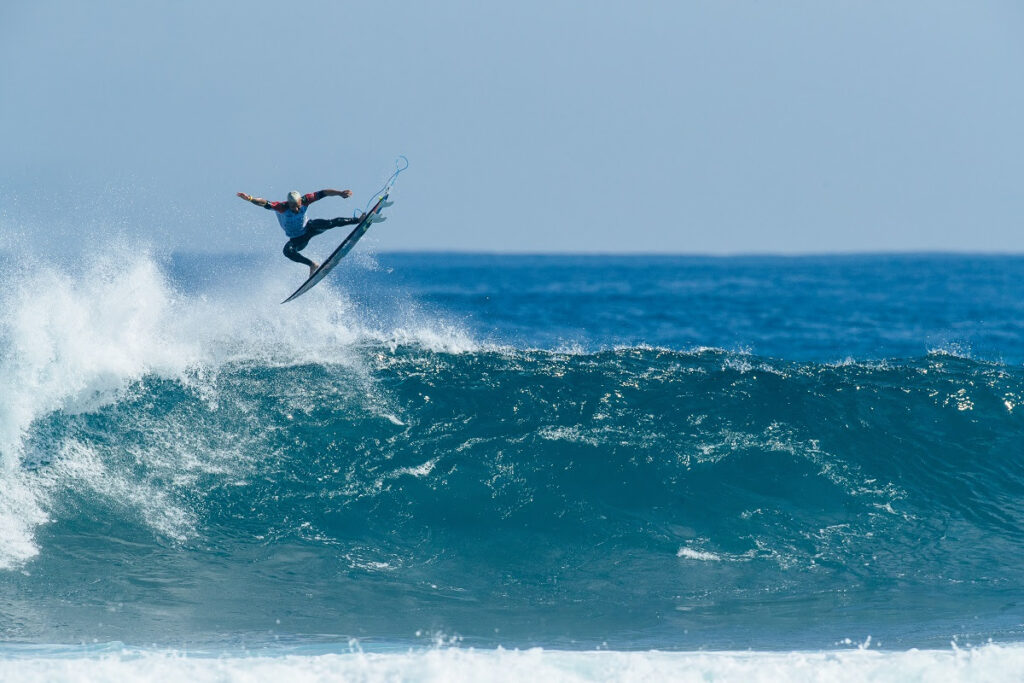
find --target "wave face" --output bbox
[1,251,1024,650]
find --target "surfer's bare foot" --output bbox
[308,262,319,277]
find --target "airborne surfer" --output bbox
[236,189,365,276]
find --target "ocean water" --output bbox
[1,249,1023,680]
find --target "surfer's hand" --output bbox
[340,190,352,198]
[237,192,252,201]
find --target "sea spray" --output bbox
[0,247,475,573]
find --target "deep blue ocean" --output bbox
[1,250,1023,678]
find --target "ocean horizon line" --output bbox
[158,249,1024,260]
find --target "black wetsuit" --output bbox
[282,216,362,267]
[261,190,362,268]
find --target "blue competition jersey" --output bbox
[275,205,310,237]
[265,191,325,238]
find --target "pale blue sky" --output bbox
[1,1,1022,254]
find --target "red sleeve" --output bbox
[303,192,322,204]
[266,201,286,212]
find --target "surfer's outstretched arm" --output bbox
[236,192,271,208]
[309,189,353,202]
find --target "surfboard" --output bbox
[281,192,392,303]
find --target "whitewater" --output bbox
[1,248,1023,681]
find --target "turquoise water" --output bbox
[1,252,1023,661]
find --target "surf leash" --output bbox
[358,155,408,217]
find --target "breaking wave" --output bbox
[1,249,1022,649]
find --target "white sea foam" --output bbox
[39,439,196,542]
[0,468,48,569]
[537,426,602,446]
[927,342,975,360]
[0,644,1023,683]
[393,458,439,478]
[0,252,196,462]
[676,547,722,562]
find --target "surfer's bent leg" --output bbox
[305,216,361,235]
[283,236,314,267]
[282,217,362,268]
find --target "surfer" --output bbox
[237,189,365,276]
